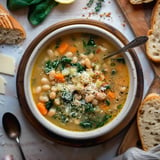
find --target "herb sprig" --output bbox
[87,0,104,12]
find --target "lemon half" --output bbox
[55,0,75,4]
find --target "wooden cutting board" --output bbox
[116,0,160,155]
[116,0,156,37]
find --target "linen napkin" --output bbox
[113,144,160,160]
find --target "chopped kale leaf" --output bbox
[45,99,53,110]
[83,103,95,113]
[44,60,60,73]
[80,121,93,129]
[72,63,86,72]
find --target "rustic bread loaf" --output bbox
[137,93,160,151]
[0,4,26,44]
[130,0,154,4]
[146,0,160,62]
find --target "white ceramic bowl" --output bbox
[22,19,143,140]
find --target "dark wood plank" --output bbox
[116,0,160,155]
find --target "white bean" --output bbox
[88,53,94,59]
[51,86,57,92]
[85,94,95,103]
[47,108,56,117]
[95,64,100,71]
[39,95,49,102]
[41,77,50,85]
[42,84,50,91]
[54,98,60,105]
[80,60,85,65]
[65,51,73,57]
[84,58,91,68]
[49,91,56,99]
[72,56,78,63]
[100,74,105,81]
[92,99,98,105]
[49,70,55,80]
[33,86,41,94]
[74,94,82,100]
[67,84,75,92]
[47,49,54,58]
[80,54,87,59]
[96,92,107,101]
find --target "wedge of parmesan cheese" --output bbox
[0,53,15,75]
[0,76,6,94]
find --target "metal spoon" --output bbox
[103,36,148,59]
[2,112,26,160]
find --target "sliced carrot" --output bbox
[100,104,109,112]
[107,91,115,99]
[67,46,77,54]
[96,48,101,54]
[37,102,48,115]
[54,73,65,82]
[57,42,69,55]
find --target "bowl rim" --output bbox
[24,24,137,139]
[16,19,144,146]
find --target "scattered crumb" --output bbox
[82,1,112,20]
[0,76,6,94]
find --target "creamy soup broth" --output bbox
[31,33,129,131]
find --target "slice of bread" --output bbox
[137,93,160,151]
[130,0,154,5]
[0,4,26,44]
[146,0,160,62]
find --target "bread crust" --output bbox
[137,93,160,150]
[0,4,26,44]
[130,0,154,5]
[146,0,160,62]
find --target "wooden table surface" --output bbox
[0,0,154,159]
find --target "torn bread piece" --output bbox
[130,0,154,4]
[0,76,6,94]
[0,53,15,75]
[146,0,160,62]
[0,4,26,44]
[137,93,160,151]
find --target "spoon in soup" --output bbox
[2,112,26,160]
[103,36,148,59]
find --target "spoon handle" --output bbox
[15,137,26,160]
[103,36,148,59]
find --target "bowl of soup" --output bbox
[19,19,143,140]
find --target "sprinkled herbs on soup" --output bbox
[31,33,129,131]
